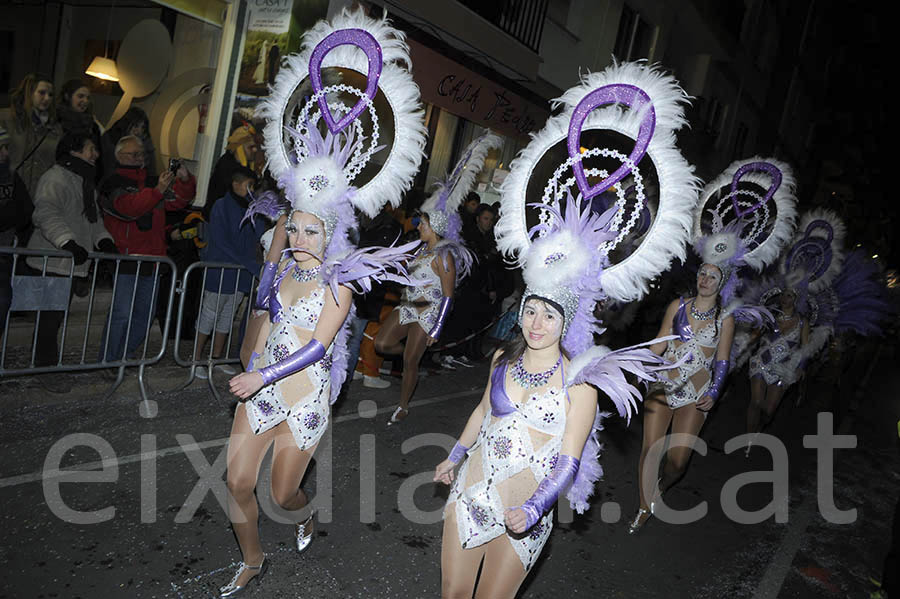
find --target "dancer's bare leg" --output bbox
[441,506,486,599]
[225,403,276,585]
[761,384,787,429]
[747,375,767,434]
[399,324,430,411]
[374,309,409,356]
[474,535,528,599]
[269,430,318,513]
[636,392,673,510]
[660,403,707,493]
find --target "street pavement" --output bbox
[0,347,897,599]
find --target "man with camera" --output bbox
[98,134,196,364]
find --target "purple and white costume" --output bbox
[654,300,728,409]
[244,265,334,450]
[237,8,428,450]
[748,317,804,387]
[396,247,444,331]
[448,62,698,567]
[446,362,567,570]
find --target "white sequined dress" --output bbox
[244,278,334,451]
[445,362,566,571]
[748,318,804,387]
[396,248,443,330]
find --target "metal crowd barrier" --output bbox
[172,261,257,402]
[1,246,177,414]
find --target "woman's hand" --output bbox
[696,395,715,412]
[434,459,456,485]
[426,334,438,347]
[504,507,529,534]
[229,371,264,399]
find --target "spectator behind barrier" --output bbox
[0,73,63,227]
[192,167,267,378]
[97,135,196,363]
[204,123,258,221]
[23,130,116,382]
[101,106,157,178]
[1,128,17,344]
[56,79,104,178]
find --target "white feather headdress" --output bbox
[421,130,503,237]
[495,60,699,354]
[257,8,427,220]
[496,61,700,304]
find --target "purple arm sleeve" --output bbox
[258,339,326,385]
[255,261,278,310]
[516,454,580,530]
[448,441,469,464]
[428,296,453,340]
[673,299,692,342]
[704,359,729,401]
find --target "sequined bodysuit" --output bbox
[396,248,443,330]
[244,263,334,450]
[653,301,724,409]
[445,361,568,571]
[748,318,804,387]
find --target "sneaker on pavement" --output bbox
[195,366,209,380]
[215,363,238,375]
[363,375,391,389]
[439,355,457,370]
[353,370,364,381]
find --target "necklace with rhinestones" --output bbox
[511,354,561,389]
[291,263,321,282]
[690,300,716,321]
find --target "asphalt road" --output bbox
[0,347,896,599]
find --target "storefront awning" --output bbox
[151,0,227,27]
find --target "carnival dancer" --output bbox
[215,10,426,597]
[739,209,890,453]
[628,157,798,533]
[375,132,500,425]
[435,62,699,597]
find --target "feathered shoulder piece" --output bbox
[692,157,798,302]
[257,7,427,223]
[421,131,502,242]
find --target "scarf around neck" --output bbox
[58,154,98,222]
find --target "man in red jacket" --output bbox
[98,134,196,363]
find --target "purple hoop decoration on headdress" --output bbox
[566,84,656,200]
[784,219,834,282]
[730,161,783,218]
[308,28,383,134]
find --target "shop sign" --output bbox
[247,0,293,34]
[408,40,548,139]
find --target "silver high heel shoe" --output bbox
[219,555,268,598]
[387,406,408,426]
[295,510,317,554]
[628,478,662,534]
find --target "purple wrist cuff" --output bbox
[673,299,692,342]
[518,454,580,530]
[258,339,326,385]
[705,359,729,401]
[255,261,278,310]
[448,441,469,464]
[428,296,453,340]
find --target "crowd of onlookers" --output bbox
[0,72,520,393]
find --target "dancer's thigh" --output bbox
[441,506,485,599]
[475,534,528,599]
